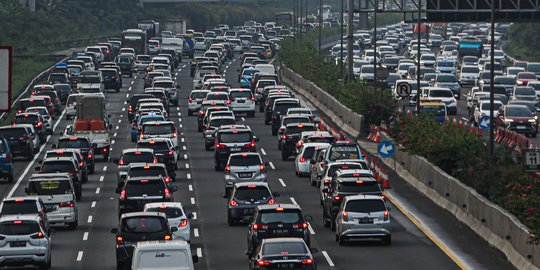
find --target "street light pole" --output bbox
[488,0,496,179]
[415,0,422,112]
[340,0,344,80]
[347,0,354,82]
[373,3,377,89]
[319,0,323,56]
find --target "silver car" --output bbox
[114,148,156,184]
[224,152,268,196]
[335,194,391,245]
[0,215,52,269]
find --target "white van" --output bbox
[254,64,276,75]
[131,240,198,270]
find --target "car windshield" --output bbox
[122,152,154,164]
[345,199,386,212]
[128,167,165,178]
[1,201,38,215]
[229,155,260,166]
[218,132,251,143]
[234,187,270,201]
[15,115,39,125]
[125,180,165,196]
[0,222,40,236]
[430,90,453,98]
[143,124,175,135]
[285,126,317,135]
[283,117,310,126]
[121,217,164,233]
[259,211,302,224]
[78,76,100,83]
[495,77,516,85]
[58,139,90,148]
[506,106,533,117]
[481,103,502,110]
[191,92,208,99]
[27,180,72,195]
[146,207,183,219]
[41,161,75,172]
[262,242,307,255]
[437,75,457,82]
[301,147,316,159]
[329,146,360,161]
[516,88,536,95]
[339,180,380,193]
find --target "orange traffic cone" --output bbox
[382,171,390,189]
[373,131,381,143]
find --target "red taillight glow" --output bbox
[252,224,268,231]
[384,210,389,221]
[229,200,238,206]
[268,198,275,205]
[179,219,188,227]
[257,260,270,266]
[215,142,226,149]
[188,97,193,102]
[244,140,256,148]
[31,231,44,239]
[343,211,349,222]
[260,164,265,171]
[59,201,75,208]
[333,195,341,201]
[164,235,172,240]
[119,159,125,165]
[225,165,231,171]
[299,157,306,163]
[119,189,126,200]
[164,188,171,198]
[301,259,313,265]
[116,236,123,245]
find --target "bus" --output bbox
[121,29,147,55]
[458,36,483,59]
[275,12,293,28]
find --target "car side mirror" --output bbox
[273,192,280,197]
[171,227,178,232]
[309,247,319,254]
[187,213,194,219]
[192,255,199,263]
[304,215,313,222]
[113,159,119,165]
[34,166,41,171]
[110,228,118,234]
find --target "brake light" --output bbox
[164,188,171,198]
[54,97,59,101]
[167,150,174,155]
[226,99,231,104]
[251,97,256,101]
[297,141,303,147]
[215,142,226,149]
[276,207,284,211]
[19,135,29,140]
[260,164,265,171]
[15,199,24,202]
[103,147,108,152]
[79,161,84,167]
[199,111,205,115]
[301,259,313,265]
[333,195,341,201]
[129,105,133,112]
[59,201,75,208]
[179,219,188,227]
[69,137,77,141]
[279,127,285,133]
[355,180,364,184]
[343,211,349,222]
[257,260,270,266]
[31,231,44,239]
[384,210,389,221]
[88,153,93,158]
[229,199,238,206]
[164,235,172,240]
[188,97,193,102]
[225,165,231,171]
[119,189,126,200]
[244,140,256,148]
[299,157,306,163]
[152,158,158,164]
[116,236,123,245]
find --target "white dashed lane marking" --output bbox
[190,197,195,204]
[268,162,275,170]
[188,184,193,191]
[83,232,89,241]
[91,201,96,208]
[322,251,335,267]
[194,228,199,237]
[87,216,93,223]
[261,148,267,156]
[76,251,83,262]
[278,178,287,187]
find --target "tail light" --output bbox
[251,97,256,101]
[279,127,285,133]
[164,235,172,240]
[229,199,238,206]
[88,153,93,159]
[128,105,133,112]
[281,135,290,140]
[168,150,174,155]
[301,259,313,265]
[225,165,231,171]
[244,140,256,148]
[20,135,29,140]
[164,188,171,198]
[17,110,22,114]
[384,210,389,221]
[140,134,145,140]
[116,236,123,245]
[257,260,270,267]
[59,201,75,208]
[343,211,349,222]
[226,99,231,104]
[5,154,12,162]
[173,132,177,138]
[252,224,268,231]
[54,97,59,101]
[103,147,108,153]
[188,97,193,102]
[119,159,125,165]
[31,231,45,239]
[199,111,205,116]
[293,222,309,229]
[299,157,306,163]
[333,195,341,201]
[152,158,158,164]
[79,161,84,167]
[260,164,265,171]
[215,142,226,149]
[164,176,171,183]
[119,189,126,200]
[297,141,303,147]
[179,219,188,227]
[268,198,275,205]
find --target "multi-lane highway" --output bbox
[0,42,518,269]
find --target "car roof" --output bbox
[0,215,41,223]
[42,156,75,162]
[257,203,301,211]
[123,148,154,154]
[127,163,166,168]
[262,237,306,244]
[2,196,40,202]
[120,211,166,220]
[144,202,184,209]
[234,182,270,188]
[344,194,386,202]
[29,172,71,180]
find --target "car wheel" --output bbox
[129,73,133,78]
[174,163,178,170]
[104,152,110,161]
[116,262,124,270]
[248,111,255,117]
[205,144,211,151]
[331,219,336,232]
[38,257,51,270]
[188,110,193,116]
[338,235,346,246]
[272,129,277,136]
[68,219,78,230]
[197,125,202,132]
[322,211,330,228]
[382,235,392,245]
[227,214,236,226]
[264,120,270,125]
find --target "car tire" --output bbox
[205,144,211,151]
[281,152,288,161]
[227,214,236,226]
[331,220,336,232]
[214,164,220,171]
[382,235,392,245]
[264,120,270,125]
[68,219,78,230]
[116,87,120,93]
[104,152,110,161]
[338,235,347,246]
[39,257,51,270]
[322,211,330,228]
[188,110,192,116]
[272,129,277,136]
[116,262,124,270]
[197,125,202,132]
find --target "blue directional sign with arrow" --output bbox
[378,141,395,158]
[479,116,490,129]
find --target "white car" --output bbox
[24,106,53,134]
[228,88,256,117]
[295,142,330,176]
[459,65,480,86]
[187,90,210,116]
[144,202,192,241]
[473,100,503,125]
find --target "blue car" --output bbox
[0,138,14,182]
[240,68,259,88]
[130,115,166,142]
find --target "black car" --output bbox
[111,212,176,270]
[197,101,228,132]
[116,176,176,216]
[137,139,177,171]
[100,68,122,92]
[53,84,73,104]
[13,113,47,141]
[247,204,312,256]
[128,94,154,121]
[227,183,278,225]
[123,163,172,189]
[0,126,36,160]
[263,94,292,124]
[55,137,96,174]
[248,238,317,270]
[281,123,317,160]
[116,54,134,77]
[36,157,83,200]
[271,99,301,134]
[214,127,257,171]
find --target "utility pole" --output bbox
[319,0,323,56]
[340,0,344,80]
[373,3,377,89]
[293,0,297,36]
[347,0,354,82]
[415,0,422,112]
[488,0,496,180]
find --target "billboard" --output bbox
[426,0,540,22]
[0,47,11,113]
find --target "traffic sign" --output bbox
[378,141,395,158]
[396,82,412,98]
[0,46,11,113]
[479,116,490,129]
[524,149,540,171]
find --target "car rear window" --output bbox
[301,147,316,159]
[262,242,307,255]
[190,92,208,99]
[15,115,39,125]
[137,141,170,151]
[128,167,166,178]
[121,217,165,233]
[339,180,380,193]
[58,139,90,149]
[218,132,252,143]
[0,221,40,235]
[122,152,155,164]
[153,81,174,88]
[230,91,253,98]
[0,128,27,138]
[206,94,228,101]
[283,117,310,126]
[345,199,386,213]
[27,180,72,195]
[20,100,46,109]
[229,155,260,166]
[234,187,270,201]
[210,118,236,127]
[41,161,76,172]
[1,201,38,215]
[146,207,183,219]
[78,76,101,83]
[274,103,300,115]
[142,124,175,135]
[259,210,302,224]
[130,95,153,107]
[101,70,117,76]
[285,126,316,135]
[329,145,360,161]
[125,180,166,196]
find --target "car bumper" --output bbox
[0,251,49,265]
[338,224,391,238]
[228,207,256,221]
[47,209,77,224]
[173,227,190,241]
[296,162,310,174]
[0,163,13,176]
[231,103,255,112]
[225,174,268,187]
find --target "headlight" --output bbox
[529,119,537,123]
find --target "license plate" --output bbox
[359,218,374,224]
[10,241,26,247]
[230,147,241,152]
[273,229,289,235]
[237,100,245,103]
[517,126,527,129]
[276,263,296,268]
[238,172,252,178]
[45,205,57,212]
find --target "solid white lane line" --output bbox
[87,216,93,223]
[197,248,202,258]
[182,146,186,150]
[187,173,191,179]
[99,176,104,182]
[95,188,100,194]
[7,109,66,198]
[278,178,287,187]
[269,162,275,170]
[261,148,267,156]
[103,166,108,172]
[91,201,96,208]
[76,251,83,261]
[194,228,199,237]
[290,197,298,205]
[190,197,195,204]
[188,184,193,191]
[322,251,335,267]
[83,232,89,241]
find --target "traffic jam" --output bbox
[0,16,518,270]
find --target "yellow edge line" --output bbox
[385,192,468,270]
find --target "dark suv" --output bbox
[36,157,83,200]
[100,68,122,92]
[270,98,300,131]
[227,182,278,225]
[116,176,176,216]
[281,123,317,161]
[116,54,134,77]
[214,127,257,171]
[0,138,14,182]
[55,137,96,174]
[322,171,382,231]
[123,163,172,189]
[247,204,312,256]
[0,126,37,160]
[13,113,47,141]
[111,212,176,270]
[137,139,177,172]
[128,94,154,121]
